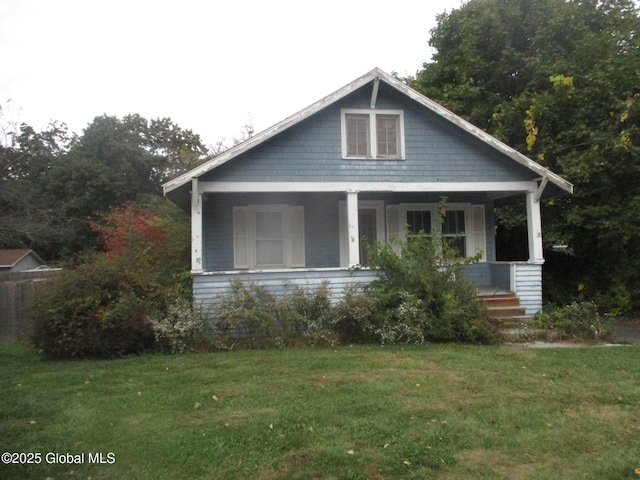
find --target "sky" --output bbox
[0,0,464,147]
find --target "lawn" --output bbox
[1,343,640,479]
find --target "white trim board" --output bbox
[197,181,539,194]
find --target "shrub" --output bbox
[332,286,436,346]
[213,279,279,337]
[531,302,613,342]
[345,229,498,345]
[370,234,497,343]
[277,281,333,332]
[30,198,191,358]
[331,285,385,344]
[370,292,430,345]
[31,254,156,358]
[149,297,208,353]
[212,280,338,347]
[205,218,499,348]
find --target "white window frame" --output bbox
[341,109,405,160]
[233,204,305,269]
[393,203,485,261]
[398,203,435,241]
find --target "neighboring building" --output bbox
[163,68,573,317]
[0,249,46,272]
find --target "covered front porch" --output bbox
[189,179,548,315]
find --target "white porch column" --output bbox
[346,191,360,267]
[526,190,544,263]
[191,177,204,273]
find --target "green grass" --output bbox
[2,343,640,479]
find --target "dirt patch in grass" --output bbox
[452,448,538,480]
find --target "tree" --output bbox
[41,114,208,257]
[413,0,640,313]
[0,108,73,253]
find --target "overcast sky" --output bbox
[1,0,464,147]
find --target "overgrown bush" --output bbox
[277,281,336,345]
[531,302,613,342]
[332,231,499,345]
[211,230,498,347]
[331,285,386,344]
[31,253,157,358]
[30,198,191,358]
[214,279,279,337]
[213,279,336,346]
[332,289,430,345]
[149,297,208,353]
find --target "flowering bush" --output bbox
[149,298,208,353]
[277,281,333,332]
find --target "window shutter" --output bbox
[233,206,249,268]
[289,206,305,267]
[472,205,486,261]
[386,205,401,255]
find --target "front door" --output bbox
[358,208,378,265]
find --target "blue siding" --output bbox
[490,263,513,291]
[464,263,492,287]
[193,268,379,311]
[202,85,536,185]
[203,192,342,271]
[193,263,542,318]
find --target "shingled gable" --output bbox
[163,67,573,209]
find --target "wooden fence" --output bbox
[0,270,61,342]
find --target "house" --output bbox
[163,68,573,317]
[0,249,46,272]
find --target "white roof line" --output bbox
[163,67,572,195]
[163,68,383,194]
[376,71,572,193]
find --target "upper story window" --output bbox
[341,109,405,159]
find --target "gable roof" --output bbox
[163,68,573,202]
[0,249,44,268]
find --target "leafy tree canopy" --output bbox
[0,112,208,259]
[0,108,73,251]
[413,0,640,313]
